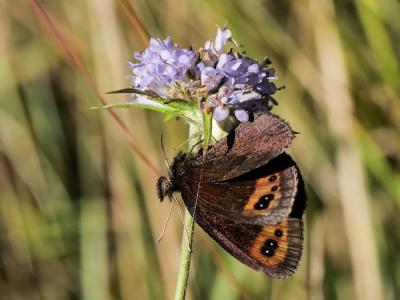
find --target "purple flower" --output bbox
[197,26,237,73]
[214,26,236,53]
[200,67,224,91]
[214,106,230,121]
[203,53,278,122]
[130,37,196,98]
[127,26,280,123]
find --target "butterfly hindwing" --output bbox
[184,201,304,278]
[180,168,306,278]
[176,153,300,225]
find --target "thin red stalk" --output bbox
[27,0,160,177]
[115,0,150,45]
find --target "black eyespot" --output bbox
[271,186,278,192]
[274,229,283,238]
[253,194,274,210]
[266,239,278,249]
[269,175,277,182]
[262,247,275,257]
[261,239,279,257]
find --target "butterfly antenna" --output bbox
[176,131,201,150]
[171,194,192,251]
[156,199,173,244]
[191,169,203,232]
[183,139,204,164]
[160,134,172,176]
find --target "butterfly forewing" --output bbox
[186,113,295,181]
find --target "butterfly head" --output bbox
[156,176,175,202]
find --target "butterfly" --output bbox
[156,112,306,279]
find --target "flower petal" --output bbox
[201,67,224,91]
[256,82,277,95]
[214,106,230,121]
[234,109,249,122]
[228,90,260,104]
[216,53,234,69]
[214,26,232,53]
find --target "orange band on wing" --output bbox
[243,174,281,215]
[249,220,289,266]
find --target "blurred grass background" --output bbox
[1,0,399,299]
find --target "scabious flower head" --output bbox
[129,26,280,122]
[129,37,197,100]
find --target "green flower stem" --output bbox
[174,123,202,300]
[173,211,195,300]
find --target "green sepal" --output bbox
[107,88,196,112]
[90,102,177,114]
[91,102,203,126]
[202,111,213,152]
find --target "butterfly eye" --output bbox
[254,194,274,210]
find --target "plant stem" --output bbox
[173,123,201,300]
[174,211,195,300]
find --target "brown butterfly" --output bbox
[157,112,306,279]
